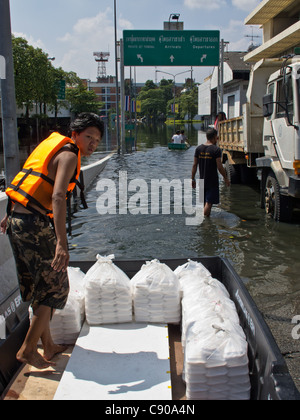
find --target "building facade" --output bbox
[244,0,300,63]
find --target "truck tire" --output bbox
[225,161,240,184]
[264,173,293,222]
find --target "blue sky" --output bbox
[9,0,262,83]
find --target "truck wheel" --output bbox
[264,174,293,222]
[225,161,240,184]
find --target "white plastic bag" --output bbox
[84,254,132,325]
[50,295,83,344]
[184,319,250,400]
[131,259,180,324]
[175,260,250,400]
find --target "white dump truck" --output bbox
[219,54,300,222]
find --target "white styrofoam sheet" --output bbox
[54,322,172,400]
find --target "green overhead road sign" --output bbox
[123,30,220,67]
[56,79,66,100]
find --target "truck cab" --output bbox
[258,57,300,222]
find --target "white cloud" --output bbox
[57,8,134,79]
[231,0,261,12]
[13,32,47,51]
[219,19,262,51]
[184,0,227,11]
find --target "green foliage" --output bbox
[66,81,103,115]
[137,78,198,120]
[12,36,101,118]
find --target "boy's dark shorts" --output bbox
[204,187,220,205]
[7,212,69,310]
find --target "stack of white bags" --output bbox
[175,260,251,400]
[131,259,181,324]
[84,254,132,325]
[34,253,251,401]
[49,266,86,344]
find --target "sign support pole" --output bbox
[120,39,125,155]
[0,0,20,186]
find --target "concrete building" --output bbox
[244,0,300,63]
[198,52,251,128]
[86,76,119,116]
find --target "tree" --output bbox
[66,81,103,115]
[12,36,37,118]
[137,79,175,120]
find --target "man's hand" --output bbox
[51,242,69,272]
[224,177,231,187]
[0,216,8,234]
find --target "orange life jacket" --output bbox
[6,132,83,216]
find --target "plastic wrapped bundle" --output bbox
[184,318,250,400]
[131,259,180,324]
[181,296,240,348]
[67,266,86,321]
[84,254,132,325]
[175,260,212,287]
[50,266,86,344]
[175,260,250,400]
[28,266,86,345]
[50,295,83,344]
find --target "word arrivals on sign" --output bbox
[123,30,220,67]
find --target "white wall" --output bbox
[198,78,211,116]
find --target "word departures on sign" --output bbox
[123,30,220,67]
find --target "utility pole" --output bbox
[114,0,120,154]
[217,39,229,114]
[0,0,20,186]
[120,38,125,155]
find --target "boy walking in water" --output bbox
[192,128,230,217]
[1,113,104,369]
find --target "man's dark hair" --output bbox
[206,127,218,141]
[70,113,104,138]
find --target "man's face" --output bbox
[72,127,102,157]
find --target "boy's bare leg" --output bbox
[16,305,56,369]
[41,318,68,362]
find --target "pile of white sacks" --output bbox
[131,259,181,324]
[46,256,180,344]
[175,260,250,400]
[84,254,133,325]
[41,255,250,400]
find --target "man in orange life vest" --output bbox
[0,113,104,369]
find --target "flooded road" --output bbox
[70,123,300,388]
[1,122,299,388]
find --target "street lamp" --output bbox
[155,69,192,130]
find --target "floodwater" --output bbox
[1,122,300,387]
[70,123,300,388]
[70,124,300,317]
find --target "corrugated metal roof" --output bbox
[245,0,296,25]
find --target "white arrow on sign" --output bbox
[170,55,175,63]
[137,54,144,63]
[200,54,207,63]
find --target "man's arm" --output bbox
[216,158,230,187]
[192,156,198,189]
[51,152,78,273]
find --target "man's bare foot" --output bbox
[43,344,68,362]
[16,350,56,369]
